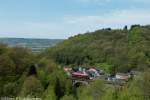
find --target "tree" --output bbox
[123,25,128,30]
[102,89,118,100]
[20,76,44,97]
[141,69,150,99]
[43,86,56,100]
[60,95,76,100]
[117,81,144,100]
[78,80,105,100]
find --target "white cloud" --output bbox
[133,0,150,3]
[0,9,150,39]
[64,9,150,29]
[75,0,111,5]
[76,0,150,5]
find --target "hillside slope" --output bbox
[0,38,64,53]
[45,25,150,73]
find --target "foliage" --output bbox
[20,76,44,97]
[60,95,76,100]
[0,45,35,96]
[77,80,105,100]
[45,25,150,73]
[43,86,56,100]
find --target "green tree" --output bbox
[60,95,76,100]
[43,86,56,100]
[78,80,105,100]
[20,76,44,97]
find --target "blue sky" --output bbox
[0,0,150,39]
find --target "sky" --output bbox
[0,0,150,39]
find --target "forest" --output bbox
[0,25,150,100]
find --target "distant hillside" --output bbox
[0,38,64,53]
[45,25,150,73]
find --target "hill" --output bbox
[0,38,64,53]
[0,25,150,100]
[45,25,150,73]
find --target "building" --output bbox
[115,73,131,81]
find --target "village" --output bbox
[63,66,141,87]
